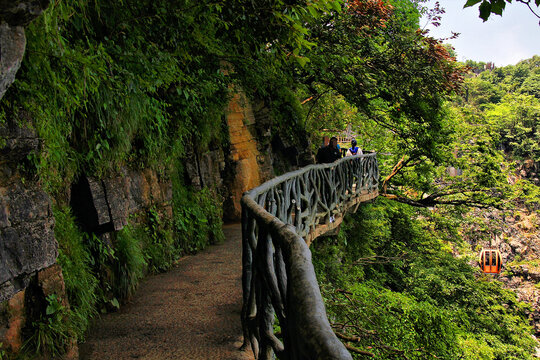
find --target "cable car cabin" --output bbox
[479,249,502,274]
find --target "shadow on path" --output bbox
[79,223,254,360]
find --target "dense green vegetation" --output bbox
[460,57,540,163]
[313,199,536,359]
[1,0,538,358]
[306,10,540,360]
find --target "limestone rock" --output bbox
[0,0,50,100]
[0,23,25,100]
[87,177,111,226]
[224,88,263,220]
[185,145,225,191]
[0,290,25,353]
[71,168,172,234]
[0,125,57,303]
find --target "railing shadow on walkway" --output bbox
[241,154,379,360]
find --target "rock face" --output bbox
[0,123,174,356]
[0,125,57,303]
[70,168,173,234]
[184,145,225,192]
[0,23,26,100]
[0,0,49,100]
[466,207,540,335]
[0,125,64,355]
[224,87,266,220]
[222,88,314,221]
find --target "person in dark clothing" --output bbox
[316,136,341,163]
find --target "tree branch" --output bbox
[334,333,376,357]
[516,0,540,19]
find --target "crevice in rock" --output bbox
[20,275,45,343]
[70,175,113,235]
[99,178,116,232]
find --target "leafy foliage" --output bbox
[54,207,98,340]
[21,294,75,358]
[0,0,232,194]
[312,199,536,359]
[173,185,225,254]
[112,226,147,301]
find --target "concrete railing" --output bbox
[241,153,379,359]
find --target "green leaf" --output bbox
[330,1,342,11]
[110,298,120,309]
[479,1,492,21]
[296,56,309,68]
[307,5,318,19]
[46,304,56,315]
[491,0,506,15]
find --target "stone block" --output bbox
[103,176,129,231]
[37,264,68,307]
[6,184,51,226]
[0,289,25,353]
[0,208,57,297]
[87,177,111,226]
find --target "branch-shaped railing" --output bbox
[241,153,379,360]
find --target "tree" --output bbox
[301,0,519,209]
[464,0,540,22]
[485,93,540,161]
[520,73,540,98]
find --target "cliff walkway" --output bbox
[79,223,254,360]
[80,154,378,360]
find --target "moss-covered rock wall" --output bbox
[0,1,316,357]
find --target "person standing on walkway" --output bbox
[345,139,362,157]
[317,136,341,163]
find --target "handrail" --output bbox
[241,154,379,359]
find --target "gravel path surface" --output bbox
[79,223,254,360]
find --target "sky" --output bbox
[420,0,540,66]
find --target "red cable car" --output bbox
[479,249,502,274]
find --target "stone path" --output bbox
[79,223,254,360]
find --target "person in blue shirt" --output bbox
[346,139,362,156]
